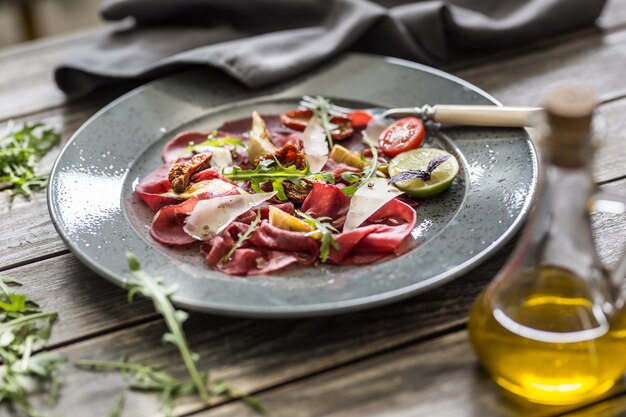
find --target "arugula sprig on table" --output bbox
[76,359,198,417]
[223,158,334,201]
[0,122,60,198]
[0,276,63,417]
[296,211,340,263]
[76,254,267,417]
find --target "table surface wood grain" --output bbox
[1,2,626,416]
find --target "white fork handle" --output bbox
[432,105,542,127]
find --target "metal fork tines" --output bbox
[299,95,353,115]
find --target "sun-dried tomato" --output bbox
[168,152,212,193]
[257,143,307,170]
[279,109,354,141]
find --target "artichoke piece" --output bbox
[268,206,317,235]
[247,111,277,164]
[329,144,364,169]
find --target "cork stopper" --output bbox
[541,86,597,167]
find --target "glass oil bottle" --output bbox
[468,86,626,405]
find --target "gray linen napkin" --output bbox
[54,0,606,98]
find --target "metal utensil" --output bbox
[299,96,541,128]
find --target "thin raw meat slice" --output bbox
[135,164,181,211]
[191,168,236,184]
[150,197,200,246]
[301,182,351,230]
[150,189,239,245]
[201,221,318,276]
[322,159,360,183]
[236,202,295,224]
[162,131,209,164]
[328,199,416,265]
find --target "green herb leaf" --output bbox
[342,145,378,196]
[187,131,244,152]
[296,210,340,263]
[107,394,126,417]
[223,157,333,201]
[388,154,451,183]
[221,210,262,266]
[0,274,63,417]
[340,172,360,183]
[76,359,190,417]
[79,255,267,416]
[122,253,209,404]
[0,121,60,198]
[311,96,335,148]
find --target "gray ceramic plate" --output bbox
[48,53,537,318]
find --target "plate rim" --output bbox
[48,52,538,318]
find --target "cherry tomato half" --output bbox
[379,117,425,157]
[348,110,373,130]
[279,109,354,141]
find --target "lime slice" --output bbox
[388,148,459,197]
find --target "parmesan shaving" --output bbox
[301,116,329,173]
[343,178,403,232]
[183,192,276,240]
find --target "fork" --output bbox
[299,95,541,128]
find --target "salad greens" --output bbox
[0,276,63,417]
[341,145,379,196]
[311,95,335,148]
[76,359,199,417]
[221,210,262,265]
[0,122,60,198]
[296,211,340,263]
[77,254,267,417]
[223,157,334,201]
[187,131,243,152]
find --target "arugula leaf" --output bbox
[312,95,335,148]
[187,131,244,152]
[342,145,378,196]
[296,210,340,263]
[340,172,360,183]
[388,154,451,183]
[0,276,63,417]
[223,158,334,201]
[221,210,262,265]
[0,121,60,198]
[107,395,125,417]
[77,254,267,416]
[124,253,209,404]
[76,359,194,417]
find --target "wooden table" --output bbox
[1,1,626,416]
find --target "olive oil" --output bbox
[469,266,626,405]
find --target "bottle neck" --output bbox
[532,152,616,309]
[538,161,595,274]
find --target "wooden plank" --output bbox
[455,29,626,107]
[193,331,616,417]
[0,0,625,123]
[562,396,626,417]
[0,101,109,269]
[592,179,626,269]
[2,253,156,346]
[594,98,626,184]
[6,238,514,416]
